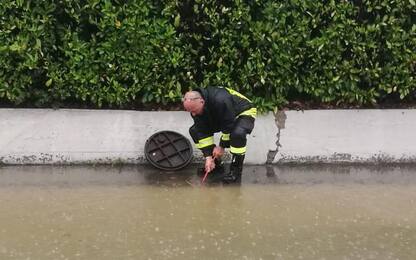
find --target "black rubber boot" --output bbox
[207,159,225,183]
[222,154,244,184]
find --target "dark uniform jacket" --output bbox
[190,86,255,156]
[192,87,253,133]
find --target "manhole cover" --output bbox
[144,131,193,171]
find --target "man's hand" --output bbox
[205,156,215,173]
[213,146,225,159]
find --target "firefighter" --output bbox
[182,86,256,183]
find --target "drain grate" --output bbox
[144,131,193,171]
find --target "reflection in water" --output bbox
[0,165,415,259]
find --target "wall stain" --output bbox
[276,153,416,164]
[1,152,416,165]
[0,154,146,165]
[266,110,287,164]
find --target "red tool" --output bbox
[201,169,210,184]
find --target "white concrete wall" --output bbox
[277,110,416,163]
[0,109,415,165]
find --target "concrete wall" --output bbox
[276,110,416,163]
[0,109,415,165]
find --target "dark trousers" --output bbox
[229,116,255,153]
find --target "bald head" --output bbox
[183,91,202,100]
[183,91,205,116]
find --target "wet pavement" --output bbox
[0,164,416,259]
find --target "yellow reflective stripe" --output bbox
[221,133,230,141]
[195,136,214,149]
[238,107,257,118]
[225,87,251,102]
[230,146,246,154]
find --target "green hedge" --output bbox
[1,0,415,111]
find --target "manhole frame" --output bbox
[144,130,193,171]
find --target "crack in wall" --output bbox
[266,110,287,164]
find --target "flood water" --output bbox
[1,165,416,259]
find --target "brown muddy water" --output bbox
[0,165,416,259]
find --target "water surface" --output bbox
[0,165,415,259]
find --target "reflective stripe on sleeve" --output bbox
[195,136,214,149]
[221,133,230,141]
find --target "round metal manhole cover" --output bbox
[144,131,193,171]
